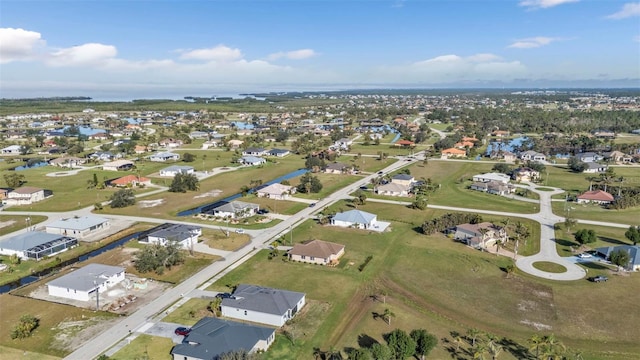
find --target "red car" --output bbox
[175,327,191,336]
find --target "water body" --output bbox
[62,125,106,136]
[485,136,529,155]
[177,168,309,216]
[231,122,255,130]
[14,161,49,171]
[0,232,140,294]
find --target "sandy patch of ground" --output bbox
[193,189,223,199]
[520,319,553,331]
[54,316,121,353]
[0,220,16,229]
[139,199,165,208]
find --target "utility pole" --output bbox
[94,278,100,311]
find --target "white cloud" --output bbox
[46,43,117,67]
[606,2,640,19]
[519,0,579,9]
[508,37,559,49]
[267,49,317,61]
[179,45,242,62]
[0,28,45,64]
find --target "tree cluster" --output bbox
[134,242,185,275]
[297,173,323,193]
[331,328,437,360]
[421,213,483,235]
[169,173,200,193]
[109,189,136,208]
[4,173,26,188]
[574,229,597,245]
[11,314,39,339]
[625,226,640,245]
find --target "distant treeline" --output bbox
[1,96,92,102]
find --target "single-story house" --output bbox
[470,180,515,195]
[576,190,615,204]
[451,222,507,249]
[221,284,306,327]
[288,239,345,266]
[331,210,378,230]
[576,152,603,163]
[583,162,608,173]
[324,162,351,174]
[472,173,510,184]
[139,223,202,250]
[391,174,415,186]
[227,139,244,149]
[134,145,148,154]
[0,232,78,260]
[395,139,416,148]
[45,215,110,238]
[149,151,180,162]
[520,151,546,162]
[239,156,266,166]
[243,147,267,156]
[170,317,275,360]
[49,157,86,168]
[375,182,411,197]
[595,245,640,271]
[335,138,353,150]
[208,201,260,219]
[109,175,152,187]
[1,145,22,154]
[189,131,210,140]
[512,167,541,182]
[102,160,134,171]
[201,139,222,149]
[441,148,466,158]
[159,138,183,148]
[256,183,296,200]
[159,165,194,177]
[603,151,633,164]
[267,148,290,157]
[3,186,46,205]
[91,151,119,162]
[47,263,125,302]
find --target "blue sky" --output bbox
[1,0,639,99]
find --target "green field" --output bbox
[195,201,640,360]
[109,334,174,360]
[552,201,640,225]
[0,215,47,236]
[554,224,633,258]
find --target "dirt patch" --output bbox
[0,220,16,229]
[520,319,553,331]
[193,190,222,199]
[326,287,372,346]
[139,199,165,208]
[53,316,121,353]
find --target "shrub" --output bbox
[11,314,39,339]
[358,255,373,272]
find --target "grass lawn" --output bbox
[554,224,633,257]
[0,215,47,236]
[162,298,213,326]
[201,228,251,251]
[291,173,363,200]
[335,155,398,173]
[6,166,154,212]
[0,346,61,360]
[196,201,639,360]
[100,156,306,219]
[109,334,174,360]
[0,294,117,357]
[0,224,153,286]
[408,161,537,214]
[532,261,567,273]
[552,201,640,225]
[141,150,235,173]
[348,143,428,156]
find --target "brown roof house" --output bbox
[4,187,46,206]
[452,222,507,249]
[288,239,345,266]
[576,190,615,204]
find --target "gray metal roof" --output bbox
[171,317,274,360]
[595,245,640,266]
[392,174,414,181]
[0,232,69,252]
[222,284,305,316]
[46,216,109,231]
[161,165,193,173]
[333,210,376,225]
[47,263,124,292]
[147,224,201,242]
[212,201,259,213]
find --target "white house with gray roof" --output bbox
[47,263,125,302]
[221,284,306,327]
[0,232,78,260]
[139,223,201,250]
[159,165,194,177]
[45,215,110,238]
[171,317,275,360]
[330,209,390,232]
[209,201,260,219]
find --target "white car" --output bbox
[578,253,593,259]
[235,229,245,234]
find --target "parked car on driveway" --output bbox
[588,275,608,283]
[175,327,191,336]
[578,253,593,259]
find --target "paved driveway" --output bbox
[142,321,188,344]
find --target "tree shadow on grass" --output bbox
[499,337,534,359]
[357,333,379,348]
[597,236,629,246]
[580,261,611,270]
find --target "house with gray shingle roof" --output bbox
[0,232,78,260]
[47,263,125,302]
[45,215,110,239]
[139,223,202,250]
[221,284,306,327]
[209,201,260,219]
[170,317,275,360]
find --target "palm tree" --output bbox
[467,328,481,347]
[541,334,565,359]
[382,308,395,326]
[472,342,488,360]
[529,334,543,359]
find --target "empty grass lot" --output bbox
[0,215,47,236]
[554,224,633,258]
[109,334,174,360]
[201,228,251,252]
[200,200,639,360]
[552,201,640,225]
[0,295,118,358]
